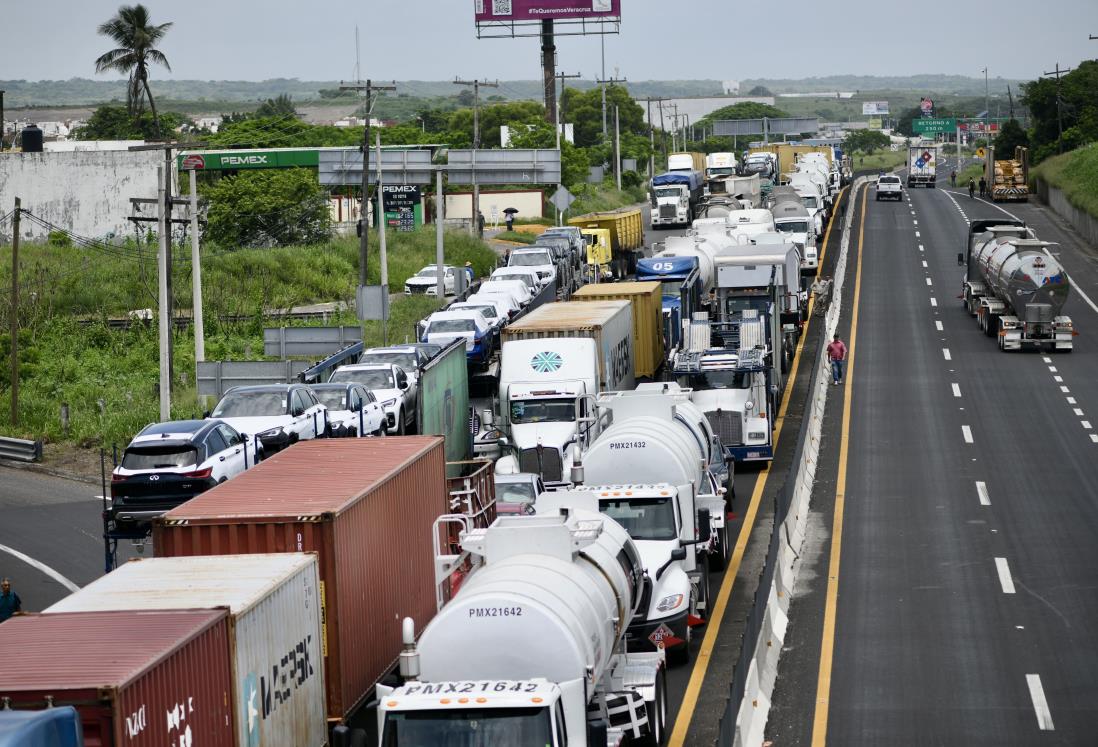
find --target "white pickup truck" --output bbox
[875,175,903,201]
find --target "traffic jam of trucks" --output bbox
[0,138,862,747]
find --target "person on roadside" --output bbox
[0,578,22,622]
[477,211,485,238]
[978,176,987,198]
[505,212,514,232]
[968,178,976,199]
[827,334,847,386]
[950,169,957,187]
[811,276,833,316]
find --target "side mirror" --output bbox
[670,547,688,562]
[957,252,965,266]
[399,381,409,391]
[497,436,510,448]
[697,508,712,543]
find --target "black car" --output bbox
[110,419,255,533]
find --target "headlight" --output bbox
[749,431,766,441]
[381,398,398,408]
[257,428,282,438]
[656,594,684,612]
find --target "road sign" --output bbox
[912,118,957,135]
[447,149,561,185]
[976,147,986,158]
[550,186,575,213]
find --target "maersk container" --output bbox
[572,281,664,379]
[0,610,234,747]
[500,300,635,392]
[153,436,449,724]
[45,554,326,747]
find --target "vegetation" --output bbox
[853,149,907,173]
[93,4,173,137]
[1022,60,1098,163]
[698,102,789,125]
[202,168,331,248]
[493,231,537,245]
[992,118,1029,156]
[567,183,647,217]
[1031,143,1098,219]
[842,130,892,156]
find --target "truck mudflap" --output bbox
[729,444,773,462]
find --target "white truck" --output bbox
[650,171,705,228]
[377,509,668,746]
[769,188,819,276]
[705,152,739,190]
[494,301,635,485]
[907,144,938,187]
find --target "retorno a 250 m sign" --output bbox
[475,0,621,21]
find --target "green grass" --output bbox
[567,183,648,217]
[1032,143,1098,219]
[853,149,909,173]
[494,231,538,244]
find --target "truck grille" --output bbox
[707,411,743,446]
[519,447,563,482]
[659,205,677,219]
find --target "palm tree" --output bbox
[94,4,172,137]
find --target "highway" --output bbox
[767,178,1098,744]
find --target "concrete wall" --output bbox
[444,189,544,223]
[1036,178,1098,247]
[0,150,163,240]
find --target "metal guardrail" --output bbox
[264,326,363,358]
[0,436,43,462]
[196,360,313,398]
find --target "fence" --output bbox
[263,326,362,358]
[715,177,866,746]
[0,436,43,462]
[196,360,313,398]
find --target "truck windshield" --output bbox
[801,197,819,209]
[708,167,736,177]
[382,707,552,747]
[510,399,576,424]
[679,371,751,390]
[600,496,678,541]
[776,221,809,234]
[654,187,682,199]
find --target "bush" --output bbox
[202,168,331,248]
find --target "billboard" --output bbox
[475,0,621,23]
[920,97,935,118]
[862,101,889,115]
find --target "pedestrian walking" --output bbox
[477,211,485,238]
[978,176,987,198]
[505,212,514,232]
[0,578,22,622]
[827,334,847,385]
[968,178,976,199]
[950,170,957,187]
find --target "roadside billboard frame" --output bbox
[474,0,621,37]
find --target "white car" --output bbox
[876,175,903,201]
[421,310,495,364]
[491,267,542,294]
[450,299,508,331]
[210,384,328,456]
[466,291,520,320]
[479,278,533,306]
[506,247,557,289]
[405,265,457,296]
[310,382,387,437]
[329,363,415,435]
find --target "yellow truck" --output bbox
[569,207,645,275]
[572,281,665,379]
[986,145,1029,202]
[668,151,707,172]
[750,144,832,178]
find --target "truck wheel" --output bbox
[710,525,731,572]
[635,668,667,747]
[984,314,998,338]
[669,621,692,666]
[696,565,711,621]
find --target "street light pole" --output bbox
[982,67,989,145]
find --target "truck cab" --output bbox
[579,227,615,283]
[650,171,704,228]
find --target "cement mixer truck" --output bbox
[377,510,668,746]
[961,219,1075,352]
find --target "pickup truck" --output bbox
[875,175,903,201]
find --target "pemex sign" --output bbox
[176,149,320,171]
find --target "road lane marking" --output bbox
[1083,421,1093,430]
[962,425,974,443]
[930,297,938,307]
[811,183,868,747]
[1054,376,1063,382]
[943,348,952,360]
[976,481,991,506]
[1043,356,1052,363]
[1091,434,1098,444]
[936,321,944,331]
[926,278,933,286]
[667,184,852,746]
[0,543,80,593]
[922,260,929,268]
[1026,674,1055,730]
[913,220,918,226]
[1074,408,1085,417]
[1048,366,1058,372]
[915,231,921,237]
[1068,397,1077,404]
[918,244,925,251]
[1061,386,1071,393]
[952,383,962,397]
[995,557,1016,593]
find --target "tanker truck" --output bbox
[961,220,1074,351]
[376,509,668,746]
[567,387,731,663]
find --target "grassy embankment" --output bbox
[854,149,909,173]
[1031,143,1098,219]
[0,227,497,448]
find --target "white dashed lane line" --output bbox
[995,557,1016,593]
[962,425,974,443]
[1026,674,1055,731]
[943,348,952,360]
[952,383,962,398]
[976,481,991,506]
[930,297,938,307]
[936,320,943,331]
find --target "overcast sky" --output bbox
[3,1,1096,84]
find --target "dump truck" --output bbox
[961,219,1074,351]
[568,208,644,276]
[986,145,1029,202]
[377,509,668,746]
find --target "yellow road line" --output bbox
[811,183,868,746]
[667,191,843,745]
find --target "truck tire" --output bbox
[669,619,692,666]
[696,565,711,622]
[709,525,731,572]
[984,314,998,338]
[635,667,667,747]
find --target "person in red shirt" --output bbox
[827,334,847,385]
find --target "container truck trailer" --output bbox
[572,282,665,379]
[669,151,706,173]
[907,145,938,187]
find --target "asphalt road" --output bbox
[768,177,1098,744]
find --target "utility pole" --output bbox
[187,169,204,364]
[658,99,668,167]
[375,132,390,345]
[156,167,170,421]
[555,71,582,150]
[0,90,5,152]
[597,73,627,139]
[435,168,445,299]
[981,67,990,146]
[10,197,19,426]
[454,78,499,237]
[645,98,656,178]
[1042,63,1072,155]
[614,106,622,190]
[542,20,557,125]
[340,79,396,288]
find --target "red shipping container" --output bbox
[0,610,234,746]
[154,437,449,723]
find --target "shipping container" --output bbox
[0,610,233,747]
[0,707,83,747]
[572,281,664,379]
[501,300,635,392]
[45,554,326,747]
[153,437,448,724]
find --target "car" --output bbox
[109,419,256,531]
[506,247,558,289]
[491,266,542,294]
[329,363,415,434]
[405,265,458,296]
[359,345,431,378]
[449,299,508,333]
[494,472,546,516]
[876,175,903,201]
[466,291,521,320]
[209,384,328,455]
[420,309,495,365]
[310,382,387,437]
[479,278,534,306]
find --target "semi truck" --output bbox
[494,301,635,484]
[906,144,938,187]
[669,151,706,173]
[377,509,668,746]
[704,152,739,191]
[650,171,705,229]
[961,219,1074,351]
[568,208,644,276]
[986,145,1030,202]
[769,187,819,276]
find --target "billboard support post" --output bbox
[542,20,556,124]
